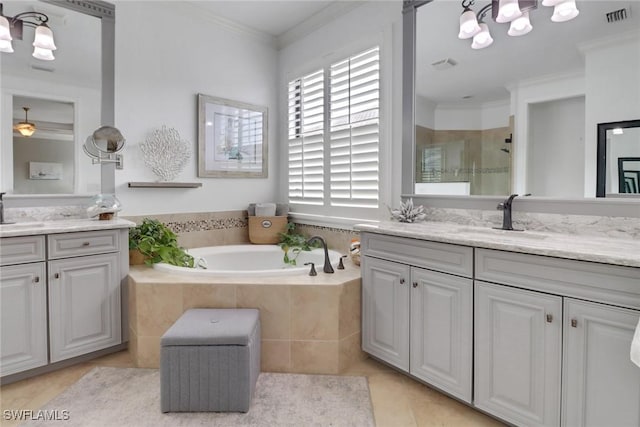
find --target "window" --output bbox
[288,47,380,215]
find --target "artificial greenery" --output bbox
[129,218,195,268]
[278,222,320,265]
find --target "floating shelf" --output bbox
[128,182,202,188]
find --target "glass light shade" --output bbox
[32,46,55,61]
[542,0,564,6]
[33,24,57,50]
[496,0,522,23]
[0,38,13,53]
[458,8,481,39]
[612,128,624,135]
[14,122,36,137]
[551,0,579,22]
[0,15,12,41]
[471,23,494,49]
[508,12,533,36]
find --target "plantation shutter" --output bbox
[329,47,380,208]
[288,69,325,205]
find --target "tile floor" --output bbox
[0,351,503,427]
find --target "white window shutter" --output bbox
[329,47,380,208]
[288,70,325,205]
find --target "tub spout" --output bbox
[306,236,334,274]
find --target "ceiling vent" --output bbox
[31,64,55,72]
[606,6,630,23]
[431,58,457,71]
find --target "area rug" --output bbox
[21,367,374,427]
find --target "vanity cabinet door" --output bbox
[0,263,48,376]
[362,256,410,371]
[475,281,562,427]
[562,299,640,427]
[410,267,472,403]
[48,253,121,363]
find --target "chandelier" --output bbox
[0,4,57,60]
[458,0,580,49]
[14,107,36,137]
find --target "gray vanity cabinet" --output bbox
[0,260,48,376]
[562,299,640,427]
[361,232,474,403]
[474,281,562,427]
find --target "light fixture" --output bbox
[612,128,624,135]
[458,0,579,49]
[14,107,36,137]
[0,4,56,60]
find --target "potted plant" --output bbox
[129,218,195,267]
[278,222,320,265]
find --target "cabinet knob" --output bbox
[546,314,553,323]
[399,278,405,284]
[54,273,60,279]
[571,318,578,328]
[82,242,90,246]
[34,276,40,283]
[412,282,418,288]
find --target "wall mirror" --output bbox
[1,0,114,196]
[407,0,640,199]
[596,119,640,197]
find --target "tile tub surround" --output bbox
[356,221,640,267]
[127,261,364,374]
[294,223,360,254]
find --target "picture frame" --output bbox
[29,162,63,180]
[198,94,268,178]
[618,157,640,194]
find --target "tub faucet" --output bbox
[496,193,530,231]
[306,236,334,274]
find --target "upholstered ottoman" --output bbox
[160,308,261,412]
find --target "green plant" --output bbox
[278,222,320,266]
[129,218,195,268]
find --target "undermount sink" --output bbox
[456,227,549,240]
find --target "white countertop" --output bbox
[355,221,640,268]
[0,218,135,238]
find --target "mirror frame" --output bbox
[596,119,640,197]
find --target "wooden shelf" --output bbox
[128,182,202,188]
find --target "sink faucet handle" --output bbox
[304,262,317,276]
[338,255,347,270]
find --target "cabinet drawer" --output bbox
[476,248,640,310]
[361,232,473,278]
[48,230,119,259]
[0,235,45,266]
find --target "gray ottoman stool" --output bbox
[160,308,260,413]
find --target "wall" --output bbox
[13,137,75,194]
[528,97,585,198]
[277,1,403,221]
[113,1,279,216]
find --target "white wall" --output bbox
[13,138,75,194]
[277,1,403,220]
[113,1,279,216]
[528,97,585,198]
[416,95,436,129]
[583,32,640,197]
[433,101,509,130]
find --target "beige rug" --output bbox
[21,367,374,427]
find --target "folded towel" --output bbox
[247,204,256,216]
[632,317,640,368]
[255,203,276,216]
[275,203,289,216]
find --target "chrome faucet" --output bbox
[495,193,530,231]
[305,236,334,274]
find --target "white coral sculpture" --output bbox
[140,126,191,181]
[388,198,426,223]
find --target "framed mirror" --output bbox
[1,0,114,196]
[198,94,268,179]
[596,119,640,197]
[403,0,640,200]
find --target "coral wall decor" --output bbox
[140,126,191,181]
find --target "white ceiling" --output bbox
[186,0,336,37]
[416,0,640,106]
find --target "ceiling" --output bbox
[416,0,640,106]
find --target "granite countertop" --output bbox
[355,221,640,268]
[0,218,136,238]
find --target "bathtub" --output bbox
[153,244,342,277]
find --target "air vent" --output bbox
[31,65,55,73]
[606,6,630,23]
[431,58,457,71]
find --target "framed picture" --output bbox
[198,94,268,178]
[29,162,62,180]
[618,157,640,194]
